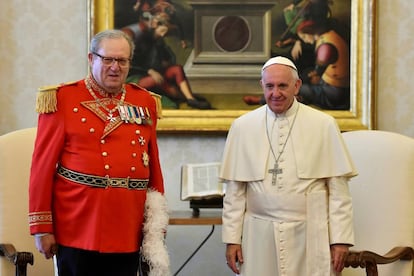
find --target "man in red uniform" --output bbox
[29,29,169,276]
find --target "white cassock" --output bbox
[220,99,357,276]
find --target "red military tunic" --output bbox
[29,79,164,253]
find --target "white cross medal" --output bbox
[106,112,116,123]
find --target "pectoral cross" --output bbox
[268,163,283,186]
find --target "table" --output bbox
[169,210,222,276]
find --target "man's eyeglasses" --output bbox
[92,52,131,68]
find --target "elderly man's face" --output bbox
[260,64,302,114]
[88,37,131,94]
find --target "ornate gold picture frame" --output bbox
[88,0,376,133]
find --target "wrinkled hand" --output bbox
[225,244,243,274]
[35,233,57,259]
[331,244,350,273]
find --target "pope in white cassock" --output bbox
[220,56,357,276]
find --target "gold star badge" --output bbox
[142,151,149,167]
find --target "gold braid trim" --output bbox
[28,211,53,227]
[36,81,78,113]
[36,85,59,113]
[149,92,163,119]
[129,83,163,119]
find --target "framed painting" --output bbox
[88,0,376,133]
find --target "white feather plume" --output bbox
[141,189,171,276]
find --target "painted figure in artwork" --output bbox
[244,0,351,110]
[122,2,212,109]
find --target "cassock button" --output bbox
[131,140,136,145]
[101,139,105,144]
[132,153,137,158]
[102,152,108,157]
[90,128,95,133]
[81,118,86,123]
[73,108,79,113]
[131,166,136,172]
[135,129,140,135]
[104,164,110,170]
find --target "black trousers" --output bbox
[57,245,142,276]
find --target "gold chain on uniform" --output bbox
[84,76,126,116]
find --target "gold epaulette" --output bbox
[129,83,163,119]
[149,91,163,119]
[36,81,77,114]
[36,84,59,114]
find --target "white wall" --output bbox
[158,134,228,275]
[1,0,414,275]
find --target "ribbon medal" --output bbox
[118,105,152,125]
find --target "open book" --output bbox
[180,162,225,201]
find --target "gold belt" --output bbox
[57,166,148,190]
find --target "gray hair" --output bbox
[90,29,135,59]
[290,66,300,80]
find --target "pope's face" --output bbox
[261,64,302,114]
[88,37,131,94]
